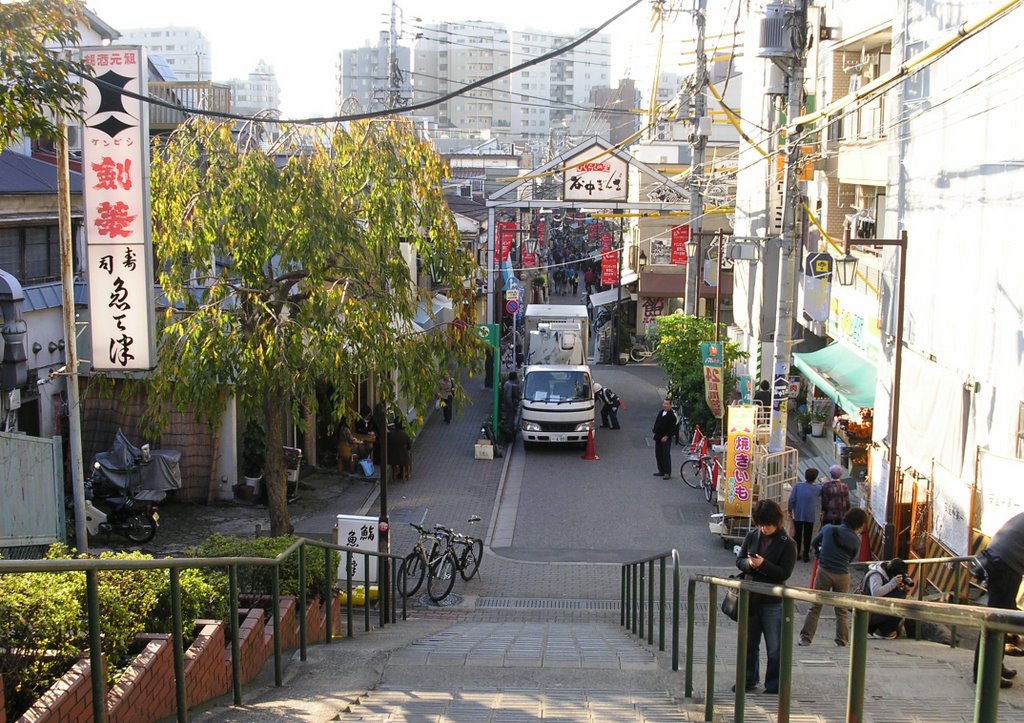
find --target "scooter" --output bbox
[68,462,160,544]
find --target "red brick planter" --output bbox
[8,593,342,723]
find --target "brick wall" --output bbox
[18,656,99,723]
[235,607,267,684]
[14,594,338,723]
[79,378,218,501]
[185,621,231,706]
[108,635,176,723]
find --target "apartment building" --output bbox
[115,26,211,81]
[339,31,412,113]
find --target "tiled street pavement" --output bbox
[151,375,1024,722]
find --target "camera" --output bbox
[901,575,914,587]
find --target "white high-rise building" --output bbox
[409,21,611,147]
[228,61,281,117]
[114,26,211,81]
[340,31,412,113]
[412,21,511,134]
[508,29,611,147]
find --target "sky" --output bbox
[84,0,695,119]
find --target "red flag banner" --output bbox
[670,225,690,266]
[495,222,516,263]
[601,250,619,286]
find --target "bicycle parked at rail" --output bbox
[399,516,483,602]
[629,335,656,363]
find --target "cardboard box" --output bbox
[474,441,494,460]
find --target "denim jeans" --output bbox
[747,601,783,691]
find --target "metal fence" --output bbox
[621,550,1024,723]
[0,538,408,723]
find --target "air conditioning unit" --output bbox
[66,124,82,151]
[459,184,472,198]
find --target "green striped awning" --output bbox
[792,343,877,417]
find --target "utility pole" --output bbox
[385,0,406,110]
[684,0,708,316]
[768,0,809,453]
[57,117,88,552]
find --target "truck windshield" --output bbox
[522,370,592,403]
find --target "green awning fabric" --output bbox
[792,343,877,417]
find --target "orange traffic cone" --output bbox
[582,427,599,461]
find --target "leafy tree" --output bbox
[148,118,478,534]
[0,0,91,147]
[652,313,747,435]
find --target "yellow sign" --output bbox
[724,405,756,517]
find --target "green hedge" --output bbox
[0,536,336,721]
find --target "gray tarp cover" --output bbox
[95,429,183,493]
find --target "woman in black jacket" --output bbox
[736,499,797,694]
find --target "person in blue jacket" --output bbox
[799,507,867,647]
[788,467,822,562]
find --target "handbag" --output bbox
[720,574,743,621]
[358,458,375,477]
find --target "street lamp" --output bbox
[638,250,647,272]
[834,227,909,560]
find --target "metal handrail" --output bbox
[0,538,409,723]
[621,550,1024,723]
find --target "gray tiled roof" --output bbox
[0,150,83,195]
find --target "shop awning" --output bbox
[792,343,877,417]
[589,287,638,307]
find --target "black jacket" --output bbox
[651,409,678,441]
[736,527,797,606]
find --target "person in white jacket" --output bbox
[864,558,914,639]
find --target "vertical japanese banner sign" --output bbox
[600,232,617,285]
[700,342,725,419]
[802,252,832,322]
[670,225,689,266]
[725,405,756,517]
[522,249,537,268]
[81,47,156,371]
[495,222,515,264]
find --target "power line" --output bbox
[84,0,645,126]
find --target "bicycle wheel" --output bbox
[459,538,484,581]
[399,550,427,596]
[427,551,457,602]
[680,459,702,488]
[630,346,646,363]
[702,465,715,503]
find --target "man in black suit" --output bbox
[651,399,678,480]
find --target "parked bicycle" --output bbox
[679,426,708,485]
[399,516,484,603]
[682,449,724,504]
[629,335,656,363]
[398,522,445,597]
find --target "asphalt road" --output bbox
[498,362,738,568]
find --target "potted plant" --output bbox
[810,405,831,437]
[240,419,266,497]
[796,410,813,439]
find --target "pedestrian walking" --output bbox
[595,383,622,430]
[438,371,454,424]
[864,558,915,639]
[973,511,1024,687]
[583,267,595,295]
[799,507,867,647]
[820,464,850,526]
[567,267,579,295]
[736,499,797,694]
[651,399,677,479]
[788,467,822,561]
[501,372,520,438]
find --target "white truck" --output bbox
[518,305,596,446]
